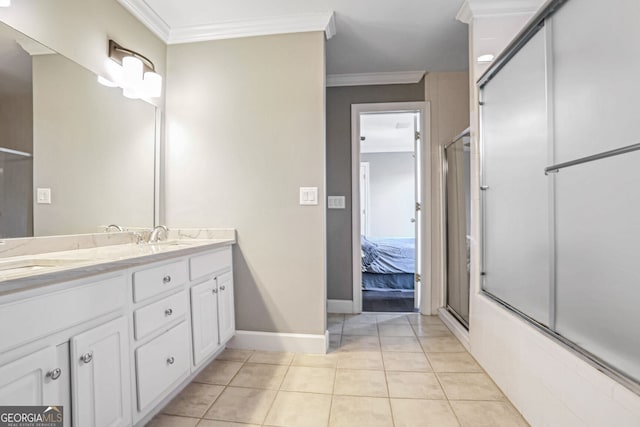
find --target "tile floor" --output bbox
[148,313,528,427]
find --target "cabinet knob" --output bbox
[162,275,172,284]
[47,368,62,380]
[220,285,226,291]
[165,308,173,316]
[167,356,175,365]
[212,288,218,294]
[80,352,93,364]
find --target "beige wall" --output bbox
[33,54,156,236]
[0,0,165,104]
[326,81,425,300]
[164,32,326,335]
[424,71,470,313]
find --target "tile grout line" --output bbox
[199,349,253,423]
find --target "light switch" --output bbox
[36,188,51,204]
[328,196,346,209]
[300,187,318,205]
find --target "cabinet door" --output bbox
[217,272,235,345]
[0,345,63,405]
[71,317,132,427]
[191,277,220,366]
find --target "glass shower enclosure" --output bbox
[479,0,640,393]
[444,129,471,328]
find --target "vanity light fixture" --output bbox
[100,39,162,99]
[0,0,10,7]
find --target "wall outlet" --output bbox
[328,196,346,209]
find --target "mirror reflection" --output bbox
[0,21,156,238]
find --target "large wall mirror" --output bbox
[0,20,157,238]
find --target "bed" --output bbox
[361,236,415,291]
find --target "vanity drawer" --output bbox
[135,321,190,411]
[133,291,187,340]
[132,260,187,302]
[0,275,126,353]
[190,247,232,281]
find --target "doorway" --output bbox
[351,102,429,314]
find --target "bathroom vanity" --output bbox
[0,230,236,427]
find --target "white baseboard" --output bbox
[438,308,471,352]
[227,330,328,354]
[327,299,354,314]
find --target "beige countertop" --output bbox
[0,229,236,298]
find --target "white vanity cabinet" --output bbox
[0,241,235,427]
[191,277,220,366]
[130,260,191,421]
[71,316,131,427]
[0,274,129,427]
[189,247,235,367]
[0,344,69,411]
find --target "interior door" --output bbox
[413,113,422,310]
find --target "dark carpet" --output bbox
[362,290,417,312]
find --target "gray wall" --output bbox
[327,81,424,300]
[360,152,415,237]
[165,32,326,335]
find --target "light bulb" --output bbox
[122,87,140,99]
[0,0,11,7]
[97,76,118,88]
[143,71,162,98]
[122,56,143,90]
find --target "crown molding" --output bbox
[456,0,543,24]
[117,0,335,44]
[168,12,336,44]
[326,71,426,87]
[117,0,171,41]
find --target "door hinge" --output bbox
[415,131,421,141]
[415,273,421,283]
[415,202,421,211]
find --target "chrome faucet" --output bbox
[149,225,169,243]
[105,224,124,232]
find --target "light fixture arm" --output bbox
[109,39,156,72]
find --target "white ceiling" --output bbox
[120,0,469,76]
[360,112,417,154]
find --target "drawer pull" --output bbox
[162,275,172,284]
[165,308,173,316]
[80,352,93,364]
[167,356,175,365]
[220,285,226,291]
[212,288,218,294]
[47,368,62,380]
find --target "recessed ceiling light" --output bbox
[477,54,495,63]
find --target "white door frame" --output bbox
[351,101,431,314]
[359,162,371,236]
